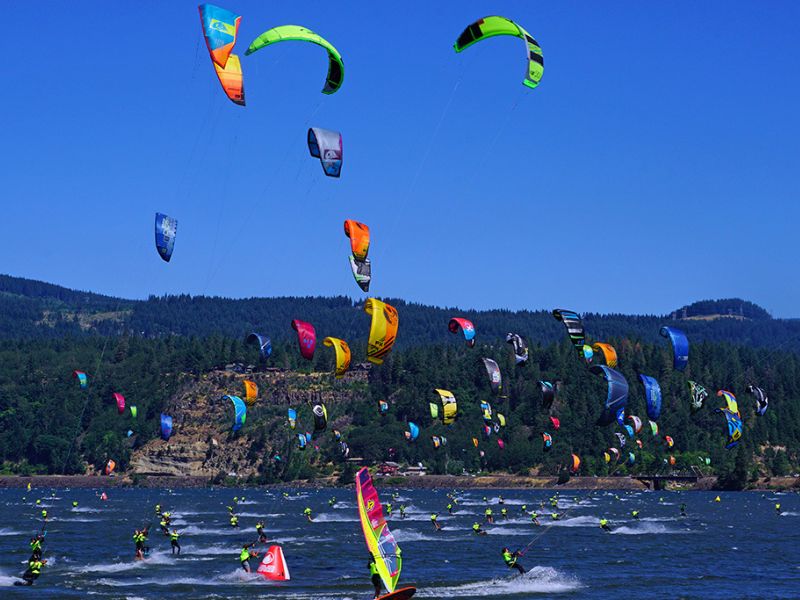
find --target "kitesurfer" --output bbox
[368,554,382,599]
[29,535,44,560]
[133,526,149,560]
[600,518,611,532]
[680,503,687,517]
[501,507,508,519]
[386,503,393,516]
[239,543,258,572]
[169,529,181,555]
[521,504,527,513]
[551,512,561,521]
[230,513,239,528]
[485,507,494,523]
[155,504,161,516]
[472,522,486,535]
[41,509,47,522]
[399,505,407,519]
[328,496,337,507]
[72,501,78,508]
[632,510,640,519]
[159,514,170,535]
[256,521,267,543]
[498,496,505,505]
[530,512,540,526]
[447,502,453,514]
[501,547,525,575]
[18,557,46,586]
[714,496,721,503]
[303,507,313,522]
[775,503,782,515]
[430,513,441,531]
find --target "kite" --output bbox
[323,337,351,378]
[364,299,398,365]
[291,320,316,360]
[660,326,689,371]
[308,127,343,177]
[448,318,476,348]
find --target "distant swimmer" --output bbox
[368,553,382,599]
[600,518,611,532]
[501,547,525,575]
[430,513,442,531]
[485,508,494,524]
[632,510,640,520]
[239,543,258,573]
[169,529,181,555]
[775,503,782,516]
[303,507,313,522]
[399,505,407,519]
[472,522,487,535]
[256,521,267,543]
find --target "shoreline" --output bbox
[1,473,798,492]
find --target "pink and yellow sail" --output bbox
[355,467,401,593]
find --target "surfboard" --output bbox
[377,586,416,600]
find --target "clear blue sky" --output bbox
[3,1,799,316]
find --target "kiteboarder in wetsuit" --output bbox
[256,521,268,543]
[169,529,181,555]
[29,535,44,561]
[368,554,382,599]
[239,543,258,572]
[501,547,525,575]
[430,513,442,531]
[600,518,611,532]
[472,522,487,535]
[18,557,46,586]
[303,507,313,522]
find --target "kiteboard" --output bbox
[256,545,290,581]
[377,587,416,600]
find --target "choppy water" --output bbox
[1,486,798,599]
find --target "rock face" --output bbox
[130,367,368,478]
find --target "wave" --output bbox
[416,566,581,596]
[392,528,444,542]
[72,550,174,574]
[180,525,246,536]
[547,515,597,528]
[312,513,358,523]
[610,523,687,535]
[485,526,533,536]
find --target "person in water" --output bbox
[485,508,494,524]
[169,529,181,555]
[303,507,313,522]
[632,510,640,519]
[155,504,161,516]
[399,505,406,519]
[386,503,393,517]
[239,543,258,572]
[600,518,611,532]
[714,496,721,503]
[328,496,337,508]
[472,522,487,535]
[19,557,47,585]
[430,513,441,531]
[530,512,540,526]
[133,527,149,560]
[447,502,453,514]
[551,512,561,521]
[41,509,48,522]
[501,507,508,519]
[72,501,78,508]
[368,553,382,599]
[501,547,525,575]
[230,513,239,528]
[680,503,687,517]
[256,521,268,543]
[160,515,170,535]
[775,503,782,515]
[498,495,505,505]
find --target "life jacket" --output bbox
[29,561,42,575]
[472,523,481,532]
[369,561,379,576]
[239,549,250,562]
[503,551,515,566]
[170,532,179,542]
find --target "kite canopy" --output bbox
[453,15,544,89]
[688,381,708,412]
[448,318,476,347]
[717,408,743,449]
[482,358,502,394]
[542,432,553,451]
[312,403,328,434]
[639,374,662,421]
[364,299,398,365]
[198,4,240,67]
[552,309,586,356]
[291,320,317,360]
[160,413,173,441]
[245,25,344,94]
[344,220,370,260]
[627,415,643,434]
[73,370,88,389]
[539,380,557,411]
[505,332,528,364]
[287,408,297,429]
[660,326,689,371]
[717,390,740,416]
[213,54,245,105]
[404,422,419,441]
[246,332,272,360]
[113,393,125,415]
[105,459,116,476]
[592,343,618,368]
[569,453,581,474]
[590,365,629,427]
[224,395,247,432]
[747,385,769,416]
[433,389,458,424]
[378,400,389,414]
[323,337,351,378]
[243,380,258,405]
[308,127,343,177]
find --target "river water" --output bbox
[0,486,798,599]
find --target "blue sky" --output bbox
[3,1,799,316]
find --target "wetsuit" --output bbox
[485,508,494,523]
[303,508,313,522]
[160,518,169,535]
[632,510,640,519]
[20,559,45,585]
[170,530,181,555]
[369,556,382,598]
[240,547,252,572]
[29,537,43,561]
[502,550,525,575]
[501,508,508,519]
[256,523,267,543]
[230,515,239,528]
[447,503,453,514]
[399,505,406,519]
[472,522,485,535]
[430,514,441,531]
[530,512,540,525]
[600,518,611,532]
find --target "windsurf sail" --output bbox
[355,467,402,593]
[257,545,290,581]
